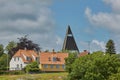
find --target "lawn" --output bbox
[0,72,68,80]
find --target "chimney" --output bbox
[84,50,87,52]
[52,49,55,53]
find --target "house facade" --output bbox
[9,49,39,70]
[39,51,68,72]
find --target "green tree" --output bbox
[0,44,4,57]
[108,73,120,80]
[67,51,120,80]
[5,41,17,59]
[0,54,8,71]
[17,35,40,51]
[24,61,40,73]
[106,39,116,54]
[65,52,77,73]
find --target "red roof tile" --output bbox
[40,52,68,65]
[13,49,38,63]
[79,50,89,57]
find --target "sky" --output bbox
[0,0,120,53]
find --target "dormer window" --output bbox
[52,57,61,62]
[53,57,57,62]
[36,57,39,61]
[26,57,31,61]
[56,57,61,61]
[48,57,51,61]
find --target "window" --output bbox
[36,57,39,61]
[53,57,56,62]
[48,57,51,61]
[14,57,16,61]
[56,57,61,61]
[44,64,48,68]
[18,57,19,61]
[21,64,22,68]
[62,65,65,69]
[27,57,31,61]
[56,65,59,69]
[50,64,54,68]
[17,64,19,68]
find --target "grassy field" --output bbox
[0,72,68,80]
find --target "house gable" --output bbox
[10,49,38,70]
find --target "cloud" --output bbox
[85,0,120,33]
[91,40,105,51]
[0,0,54,33]
[85,0,120,53]
[103,0,120,13]
[85,7,120,33]
[0,0,62,51]
[79,40,105,52]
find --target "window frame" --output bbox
[56,64,60,69]
[50,64,54,68]
[62,64,65,69]
[52,57,56,62]
[44,64,48,68]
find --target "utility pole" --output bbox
[7,52,9,71]
[87,41,91,53]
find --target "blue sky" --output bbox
[0,0,120,53]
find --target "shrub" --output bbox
[24,61,40,73]
[66,51,120,80]
[0,70,25,75]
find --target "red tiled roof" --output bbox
[40,52,68,65]
[79,50,89,57]
[13,49,38,63]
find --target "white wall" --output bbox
[9,57,26,70]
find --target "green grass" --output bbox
[0,72,68,80]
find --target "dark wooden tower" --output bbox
[62,25,79,52]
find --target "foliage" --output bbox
[5,41,17,59]
[0,53,9,71]
[24,61,40,73]
[108,73,120,80]
[17,35,40,51]
[0,44,4,57]
[0,44,10,71]
[0,70,25,75]
[65,52,77,73]
[66,51,120,80]
[5,36,41,58]
[106,39,116,54]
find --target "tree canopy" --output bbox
[65,52,77,73]
[106,39,116,54]
[65,51,120,80]
[0,44,4,57]
[5,41,17,59]
[16,35,40,52]
[6,35,41,58]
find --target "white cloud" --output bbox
[91,40,105,51]
[85,0,120,33]
[56,36,63,45]
[79,40,105,52]
[103,0,120,13]
[85,0,120,53]
[85,7,120,33]
[0,0,62,51]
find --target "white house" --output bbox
[9,49,39,70]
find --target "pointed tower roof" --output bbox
[62,25,79,52]
[67,25,72,34]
